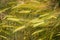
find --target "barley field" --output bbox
[0,0,60,40]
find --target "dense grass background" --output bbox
[0,0,60,40]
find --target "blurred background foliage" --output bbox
[0,0,60,40]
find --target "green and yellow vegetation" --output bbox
[0,0,60,40]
